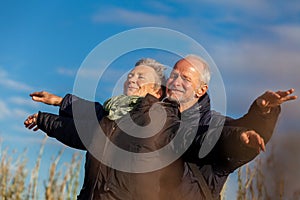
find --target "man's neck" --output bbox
[179,100,199,112]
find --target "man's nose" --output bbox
[171,76,182,86]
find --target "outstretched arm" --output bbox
[30,91,105,119]
[227,88,297,142]
[24,112,94,150]
[212,89,297,171]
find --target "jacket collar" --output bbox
[181,93,211,117]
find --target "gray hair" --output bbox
[135,58,167,87]
[184,54,211,85]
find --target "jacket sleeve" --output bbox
[225,101,281,143]
[59,94,105,121]
[202,101,281,172]
[210,126,259,174]
[37,111,87,150]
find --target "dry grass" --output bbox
[2,135,299,200]
[0,137,82,200]
[221,144,300,200]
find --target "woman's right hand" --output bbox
[30,91,63,106]
[24,113,39,131]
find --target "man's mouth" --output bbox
[169,88,184,93]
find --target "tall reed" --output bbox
[0,137,82,200]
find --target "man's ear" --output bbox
[195,84,208,98]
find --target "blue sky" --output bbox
[1,0,300,198]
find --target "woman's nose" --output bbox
[128,75,137,83]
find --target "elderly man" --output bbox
[166,54,297,199]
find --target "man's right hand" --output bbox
[30,91,63,106]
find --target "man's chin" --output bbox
[167,94,182,102]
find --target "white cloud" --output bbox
[0,100,10,119]
[209,26,300,79]
[92,7,178,27]
[0,99,31,120]
[9,96,38,108]
[90,6,215,45]
[57,67,76,77]
[0,68,34,92]
[269,24,300,47]
[142,1,175,13]
[11,108,30,119]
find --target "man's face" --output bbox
[166,59,202,108]
[123,65,160,97]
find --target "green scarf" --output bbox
[103,95,141,120]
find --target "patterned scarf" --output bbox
[103,95,141,120]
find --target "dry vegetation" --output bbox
[221,139,300,200]
[1,135,299,200]
[0,137,82,200]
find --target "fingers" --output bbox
[29,91,62,106]
[240,132,250,144]
[30,91,47,103]
[24,113,39,131]
[276,88,295,97]
[257,88,297,109]
[281,95,298,102]
[276,88,298,103]
[240,130,265,153]
[30,91,44,97]
[252,132,265,152]
[256,134,265,152]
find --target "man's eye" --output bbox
[182,76,191,82]
[128,74,133,78]
[170,73,178,79]
[138,76,145,79]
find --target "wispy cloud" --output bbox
[269,24,300,47]
[90,6,215,45]
[0,68,34,92]
[142,1,175,13]
[0,100,10,119]
[0,99,31,120]
[92,7,174,26]
[11,108,30,119]
[57,67,77,77]
[9,96,39,108]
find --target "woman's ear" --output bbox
[154,87,163,99]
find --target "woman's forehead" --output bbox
[129,65,157,79]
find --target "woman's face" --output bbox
[123,65,161,98]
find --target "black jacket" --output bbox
[181,94,280,199]
[37,93,280,199]
[38,94,206,199]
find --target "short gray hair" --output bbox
[135,58,167,87]
[184,54,211,85]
